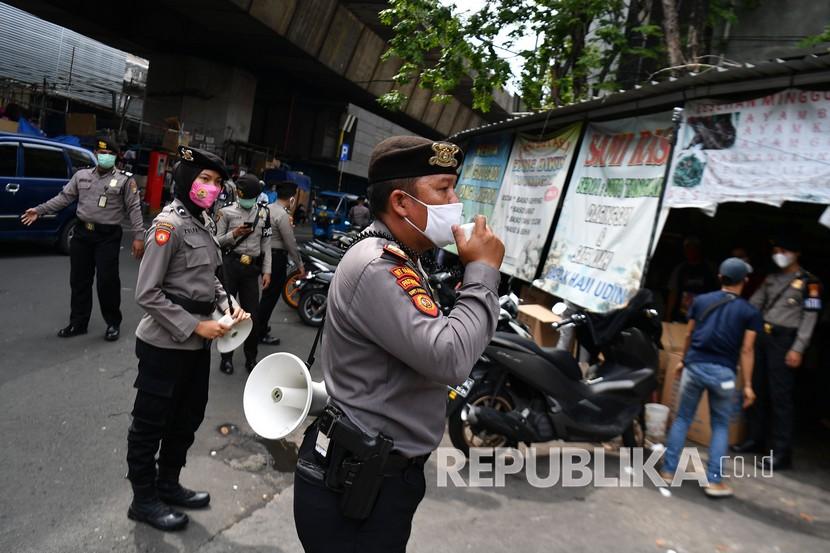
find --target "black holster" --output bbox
[308,404,393,520]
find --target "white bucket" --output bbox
[644,403,670,442]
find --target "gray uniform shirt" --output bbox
[135,200,229,350]
[268,203,302,267]
[349,204,371,227]
[216,203,272,274]
[35,167,144,240]
[321,221,500,457]
[750,270,820,353]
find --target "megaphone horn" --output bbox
[213,309,253,353]
[243,352,328,440]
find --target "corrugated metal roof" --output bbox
[453,51,830,139]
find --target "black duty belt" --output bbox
[762,322,798,336]
[164,292,214,316]
[383,452,430,474]
[79,220,121,233]
[226,252,259,266]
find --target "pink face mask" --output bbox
[189,179,221,208]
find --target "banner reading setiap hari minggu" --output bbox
[665,89,830,214]
[489,124,581,279]
[536,114,673,312]
[455,133,514,222]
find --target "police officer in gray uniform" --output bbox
[127,146,250,531]
[293,136,505,552]
[22,136,144,341]
[216,174,271,374]
[734,236,822,470]
[259,180,305,345]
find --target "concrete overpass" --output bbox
[7,0,518,153]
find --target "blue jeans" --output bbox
[662,362,736,484]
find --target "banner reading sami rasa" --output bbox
[489,124,581,280]
[666,89,830,214]
[537,114,673,312]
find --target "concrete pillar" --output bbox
[144,55,257,151]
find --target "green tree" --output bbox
[379,0,746,113]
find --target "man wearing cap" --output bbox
[258,180,304,346]
[733,237,823,470]
[21,136,144,341]
[292,136,505,552]
[215,174,271,374]
[660,257,761,497]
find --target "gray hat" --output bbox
[719,257,752,282]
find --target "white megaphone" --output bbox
[243,352,328,440]
[213,309,253,353]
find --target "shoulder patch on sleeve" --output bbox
[389,266,420,280]
[154,227,172,246]
[130,181,138,194]
[383,244,409,262]
[412,293,439,317]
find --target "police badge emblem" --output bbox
[429,142,460,168]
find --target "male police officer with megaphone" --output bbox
[291,136,505,552]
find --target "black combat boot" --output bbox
[128,482,189,531]
[156,465,211,509]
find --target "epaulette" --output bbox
[119,170,134,177]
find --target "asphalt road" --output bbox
[2,232,829,553]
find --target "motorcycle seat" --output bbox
[493,333,583,381]
[587,368,655,396]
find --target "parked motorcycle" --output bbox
[446,289,661,456]
[296,268,334,327]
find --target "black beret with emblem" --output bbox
[94,134,120,154]
[177,145,229,181]
[236,173,263,199]
[368,136,464,184]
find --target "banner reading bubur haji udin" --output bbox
[489,124,581,280]
[537,114,673,312]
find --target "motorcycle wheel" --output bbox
[282,270,302,309]
[447,386,517,457]
[298,289,327,327]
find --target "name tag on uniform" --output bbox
[109,179,118,188]
[315,430,330,457]
[98,195,107,208]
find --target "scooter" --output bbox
[446,289,661,456]
[295,267,334,327]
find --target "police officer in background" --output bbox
[216,174,271,374]
[293,136,505,552]
[259,180,305,345]
[733,236,823,470]
[21,136,144,341]
[128,146,249,531]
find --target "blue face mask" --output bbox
[238,197,257,210]
[97,153,116,170]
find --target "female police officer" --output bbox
[126,146,249,531]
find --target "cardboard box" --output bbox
[162,129,191,152]
[518,283,557,309]
[517,304,561,347]
[0,118,19,133]
[661,322,688,353]
[65,113,97,136]
[660,362,747,446]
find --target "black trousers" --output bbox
[293,426,427,553]
[257,249,288,338]
[220,256,261,363]
[747,328,798,454]
[69,224,122,327]
[126,339,210,487]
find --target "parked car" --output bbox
[0,132,96,253]
[311,191,358,239]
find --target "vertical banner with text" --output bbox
[455,133,514,223]
[537,114,673,312]
[490,124,582,280]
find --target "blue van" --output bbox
[312,191,359,239]
[0,133,96,253]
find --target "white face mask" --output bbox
[402,192,463,248]
[772,252,795,269]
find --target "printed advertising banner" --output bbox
[489,124,581,280]
[666,89,830,213]
[455,133,514,223]
[537,114,673,312]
